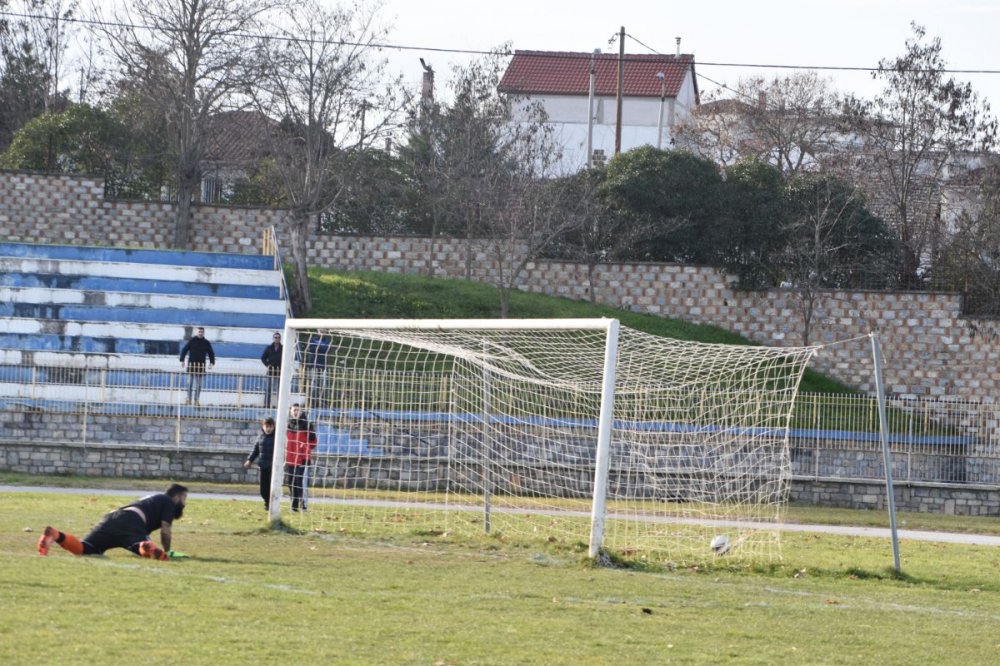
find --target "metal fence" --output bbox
[1,350,998,485]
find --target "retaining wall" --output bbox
[2,440,996,515]
[3,170,1000,403]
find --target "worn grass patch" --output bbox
[4,489,1000,665]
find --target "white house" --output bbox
[498,50,699,173]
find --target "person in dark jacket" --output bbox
[179,327,215,405]
[37,484,188,560]
[244,417,276,510]
[285,404,317,512]
[261,332,283,408]
[305,334,331,407]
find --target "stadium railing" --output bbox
[1,348,998,485]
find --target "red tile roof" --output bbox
[498,50,695,99]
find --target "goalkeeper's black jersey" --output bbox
[125,493,177,533]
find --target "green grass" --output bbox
[301,267,853,395]
[5,487,1000,664]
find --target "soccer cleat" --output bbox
[138,541,169,561]
[37,526,58,556]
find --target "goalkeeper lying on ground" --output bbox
[37,483,189,561]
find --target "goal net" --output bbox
[269,319,816,564]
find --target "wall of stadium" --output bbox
[2,438,999,515]
[2,170,999,404]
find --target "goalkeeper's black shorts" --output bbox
[82,510,149,555]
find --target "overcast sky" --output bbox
[380,0,1000,109]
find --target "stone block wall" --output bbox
[1,441,251,483]
[2,439,998,514]
[0,171,286,253]
[1,410,259,450]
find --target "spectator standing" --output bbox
[306,334,331,407]
[285,404,317,512]
[244,417,276,510]
[261,332,283,408]
[179,327,215,405]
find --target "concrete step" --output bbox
[0,241,275,270]
[2,301,285,329]
[0,286,287,316]
[0,257,282,288]
[0,331,268,359]
[0,272,281,300]
[0,349,271,373]
[2,318,281,345]
[0,365,282,393]
[0,381,272,407]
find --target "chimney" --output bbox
[675,37,681,56]
[419,58,434,131]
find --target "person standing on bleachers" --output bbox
[179,326,215,406]
[261,332,283,408]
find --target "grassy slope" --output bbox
[302,268,852,394]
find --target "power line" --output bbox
[5,9,1000,75]
[626,31,1000,76]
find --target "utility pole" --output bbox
[587,49,598,168]
[656,71,666,149]
[614,25,624,155]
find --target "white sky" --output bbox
[379,0,1000,110]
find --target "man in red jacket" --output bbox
[285,404,317,512]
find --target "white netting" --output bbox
[274,321,816,564]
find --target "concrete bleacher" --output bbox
[0,241,289,408]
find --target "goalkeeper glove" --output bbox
[167,550,191,559]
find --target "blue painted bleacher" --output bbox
[0,241,289,407]
[0,242,275,270]
[0,273,280,299]
[3,302,285,329]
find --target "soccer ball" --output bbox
[710,534,731,555]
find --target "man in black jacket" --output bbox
[243,417,276,510]
[261,332,283,408]
[38,484,188,560]
[180,327,215,405]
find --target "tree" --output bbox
[540,167,633,303]
[99,0,270,248]
[783,174,900,344]
[319,149,411,235]
[716,158,790,289]
[399,50,577,317]
[0,100,170,195]
[0,103,117,172]
[934,163,1000,316]
[675,72,841,176]
[247,0,403,312]
[843,23,997,286]
[600,147,724,263]
[0,0,70,151]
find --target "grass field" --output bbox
[4,480,1000,665]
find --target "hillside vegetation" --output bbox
[300,267,852,394]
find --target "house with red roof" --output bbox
[498,50,698,172]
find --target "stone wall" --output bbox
[0,171,286,253]
[1,410,259,450]
[3,170,1000,403]
[2,439,997,515]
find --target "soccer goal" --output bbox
[268,318,816,563]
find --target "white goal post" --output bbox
[268,318,816,564]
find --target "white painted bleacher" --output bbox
[0,242,290,409]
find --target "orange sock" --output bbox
[58,533,84,556]
[138,541,168,561]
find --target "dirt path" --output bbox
[6,484,1000,547]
